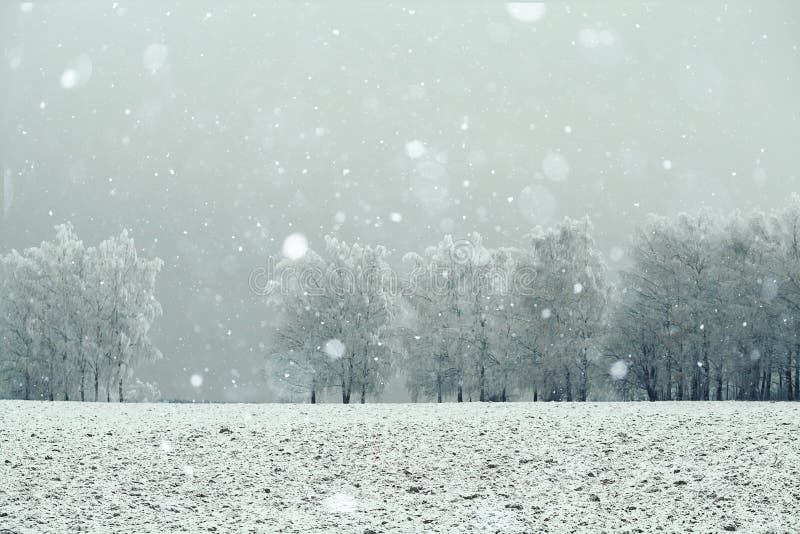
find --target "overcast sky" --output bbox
[2,1,799,400]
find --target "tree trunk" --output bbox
[64,366,69,401]
[310,385,316,404]
[647,364,658,401]
[24,369,30,401]
[533,389,538,402]
[457,384,463,403]
[702,330,710,401]
[761,367,771,401]
[715,372,723,401]
[48,354,55,401]
[794,349,800,400]
[779,370,784,397]
[765,364,772,400]
[94,365,100,402]
[63,339,70,401]
[106,356,113,402]
[795,350,800,401]
[76,332,85,402]
[690,363,699,401]
[578,347,588,402]
[479,364,486,402]
[118,361,124,403]
[436,375,442,403]
[665,357,672,401]
[360,350,369,405]
[80,364,86,402]
[749,361,759,400]
[341,377,350,404]
[343,357,353,404]
[563,365,573,401]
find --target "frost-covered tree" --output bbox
[609,208,800,402]
[92,230,163,402]
[0,250,44,399]
[767,196,800,400]
[0,224,163,401]
[609,213,721,401]
[268,236,396,403]
[267,249,337,403]
[259,203,800,403]
[397,223,609,403]
[519,217,609,401]
[401,234,501,402]
[481,247,526,402]
[400,249,458,403]
[30,223,86,400]
[456,233,497,402]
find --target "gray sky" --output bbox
[2,1,799,400]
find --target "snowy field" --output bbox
[1,401,799,533]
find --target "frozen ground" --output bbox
[1,401,799,533]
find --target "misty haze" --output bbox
[1,1,799,532]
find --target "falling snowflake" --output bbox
[505,2,546,23]
[282,233,308,260]
[142,43,168,73]
[324,339,346,360]
[405,139,426,159]
[609,361,628,380]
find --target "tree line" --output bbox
[5,199,800,404]
[267,199,800,403]
[0,224,163,401]
[612,205,800,402]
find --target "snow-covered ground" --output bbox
[1,401,798,533]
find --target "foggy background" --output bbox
[2,1,799,401]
